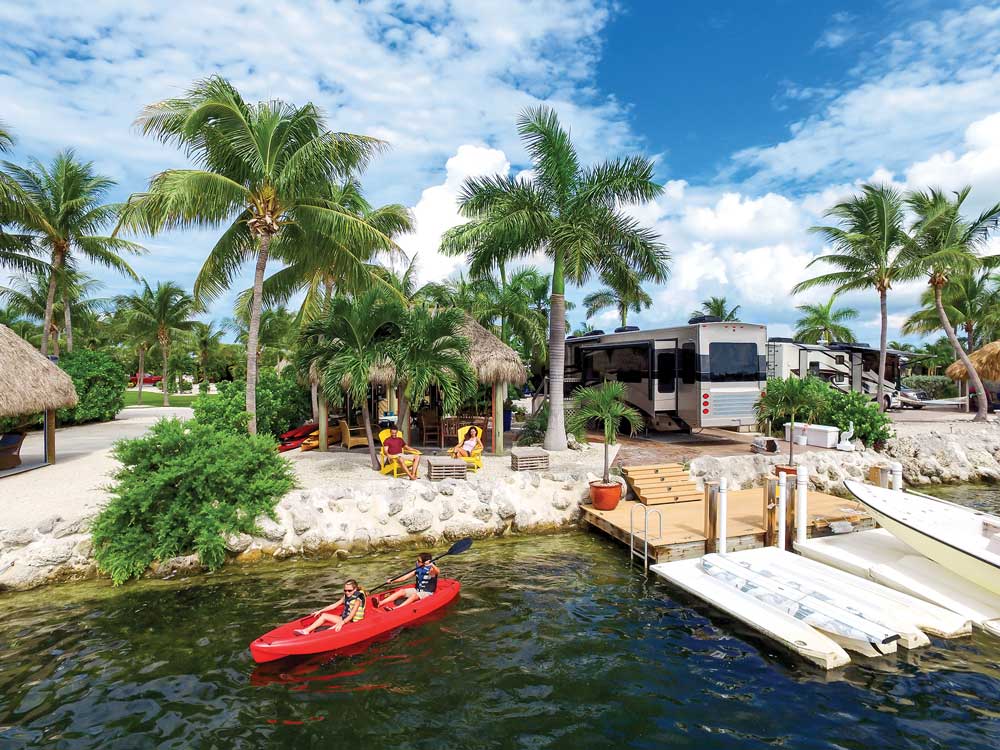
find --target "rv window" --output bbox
[835,355,845,366]
[709,342,759,382]
[680,343,697,384]
[656,351,676,393]
[610,346,647,383]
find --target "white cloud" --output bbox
[397,144,510,284]
[814,13,856,50]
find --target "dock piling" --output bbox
[890,462,903,492]
[718,477,729,553]
[795,465,809,546]
[704,481,720,553]
[777,472,787,549]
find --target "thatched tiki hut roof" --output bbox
[0,324,78,418]
[460,317,528,386]
[946,340,1000,382]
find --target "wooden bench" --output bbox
[510,446,549,471]
[425,456,468,481]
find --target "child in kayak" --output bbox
[380,553,438,610]
[295,579,366,635]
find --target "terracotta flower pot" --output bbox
[774,464,797,478]
[590,481,623,511]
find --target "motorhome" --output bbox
[766,338,909,410]
[563,319,768,432]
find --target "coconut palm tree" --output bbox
[248,179,413,323]
[297,290,396,470]
[0,268,105,355]
[584,263,654,329]
[441,106,668,449]
[119,76,386,434]
[0,306,40,344]
[793,295,858,344]
[754,376,829,465]
[392,304,477,442]
[189,320,227,387]
[902,271,1000,353]
[793,184,912,412]
[691,296,740,321]
[2,151,142,356]
[903,187,1000,421]
[0,121,12,152]
[115,282,197,406]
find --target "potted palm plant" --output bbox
[567,381,643,511]
[754,376,829,472]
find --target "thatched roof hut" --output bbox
[946,341,1000,382]
[460,317,528,386]
[0,324,78,418]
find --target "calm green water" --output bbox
[2,493,1000,749]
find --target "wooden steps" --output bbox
[622,463,702,505]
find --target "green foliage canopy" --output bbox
[57,349,127,425]
[193,368,310,438]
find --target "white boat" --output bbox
[650,558,851,669]
[844,480,1000,596]
[701,553,900,657]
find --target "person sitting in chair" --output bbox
[384,427,420,480]
[448,425,482,459]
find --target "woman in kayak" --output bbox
[295,579,366,635]
[379,553,438,610]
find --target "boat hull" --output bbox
[845,481,1000,597]
[250,579,461,663]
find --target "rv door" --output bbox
[654,339,678,415]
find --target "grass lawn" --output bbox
[123,390,213,407]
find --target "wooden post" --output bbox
[492,381,505,456]
[763,475,778,547]
[703,480,720,553]
[44,409,56,464]
[318,394,328,452]
[718,477,728,553]
[784,478,797,551]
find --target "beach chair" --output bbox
[0,431,25,470]
[419,411,440,447]
[377,428,421,478]
[339,420,369,451]
[449,425,484,472]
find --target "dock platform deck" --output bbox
[582,489,875,563]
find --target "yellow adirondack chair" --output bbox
[378,428,421,478]
[449,425,484,472]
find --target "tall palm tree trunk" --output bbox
[935,285,988,421]
[137,346,146,404]
[876,289,888,412]
[245,234,272,435]
[160,336,170,407]
[544,259,568,451]
[41,250,64,356]
[63,293,74,353]
[964,321,976,353]
[360,396,379,470]
[397,388,411,444]
[620,304,628,329]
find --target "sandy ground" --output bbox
[1,407,193,530]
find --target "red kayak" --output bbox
[249,579,461,663]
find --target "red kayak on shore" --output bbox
[249,579,461,663]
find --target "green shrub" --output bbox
[57,350,127,425]
[91,418,295,584]
[818,389,894,447]
[193,368,311,437]
[902,375,957,399]
[516,399,586,446]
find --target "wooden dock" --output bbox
[582,488,875,563]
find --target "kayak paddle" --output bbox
[368,537,473,595]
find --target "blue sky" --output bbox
[2,0,1000,346]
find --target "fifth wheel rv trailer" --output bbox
[563,320,768,432]
[766,338,908,410]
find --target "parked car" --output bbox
[899,387,928,409]
[129,373,163,387]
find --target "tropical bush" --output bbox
[902,375,957,399]
[517,400,586,446]
[818,389,894,448]
[57,349,127,425]
[566,382,643,483]
[91,418,296,584]
[193,368,310,438]
[755,376,830,463]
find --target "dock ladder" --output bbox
[629,503,663,575]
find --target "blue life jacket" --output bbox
[415,563,438,593]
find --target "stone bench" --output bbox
[425,456,468,481]
[511,446,550,471]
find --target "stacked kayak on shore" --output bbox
[250,579,461,663]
